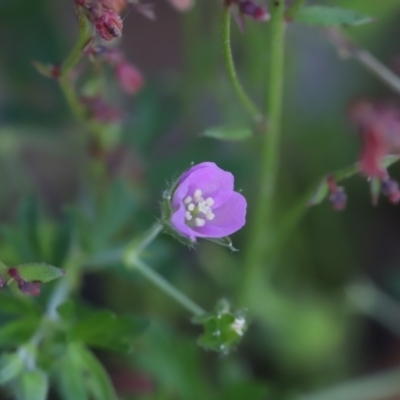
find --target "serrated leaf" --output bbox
[294,6,374,27]
[15,369,48,400]
[0,353,24,385]
[202,126,253,141]
[16,263,65,283]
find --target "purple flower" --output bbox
[170,162,247,241]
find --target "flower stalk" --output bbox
[222,7,262,122]
[123,222,206,317]
[241,0,286,304]
[59,5,92,122]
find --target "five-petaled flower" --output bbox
[169,162,247,241]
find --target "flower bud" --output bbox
[95,8,123,41]
[327,176,347,211]
[381,177,400,204]
[239,0,269,21]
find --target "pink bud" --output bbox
[95,8,123,41]
[18,282,41,297]
[115,62,144,95]
[239,1,269,21]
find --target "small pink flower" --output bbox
[99,0,127,13]
[350,100,400,178]
[170,162,247,241]
[115,62,144,95]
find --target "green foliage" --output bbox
[14,263,64,283]
[293,6,373,26]
[55,343,117,400]
[14,369,49,400]
[0,353,24,385]
[202,126,253,141]
[70,309,148,353]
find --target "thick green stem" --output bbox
[241,0,286,304]
[222,7,262,121]
[59,6,92,121]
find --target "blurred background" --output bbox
[1,0,400,399]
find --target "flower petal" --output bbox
[172,163,234,208]
[170,203,197,241]
[190,192,247,238]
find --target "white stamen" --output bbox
[184,196,192,204]
[198,201,209,214]
[194,189,202,198]
[231,317,246,336]
[185,212,192,221]
[188,203,195,211]
[195,218,205,227]
[205,197,214,207]
[206,212,214,221]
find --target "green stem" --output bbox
[59,6,92,121]
[127,258,206,317]
[241,0,286,304]
[222,7,262,121]
[123,223,205,316]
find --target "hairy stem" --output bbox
[59,6,92,121]
[241,0,286,304]
[222,7,262,121]
[127,258,206,317]
[323,28,400,95]
[123,223,205,316]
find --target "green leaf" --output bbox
[294,6,374,27]
[308,179,329,206]
[0,353,24,385]
[370,177,381,206]
[202,126,253,141]
[0,292,41,316]
[15,263,65,283]
[0,317,40,347]
[55,344,89,400]
[70,310,148,353]
[14,369,48,400]
[78,346,118,400]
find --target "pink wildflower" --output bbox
[170,162,247,241]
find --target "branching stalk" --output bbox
[222,7,262,121]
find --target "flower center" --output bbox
[183,189,215,227]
